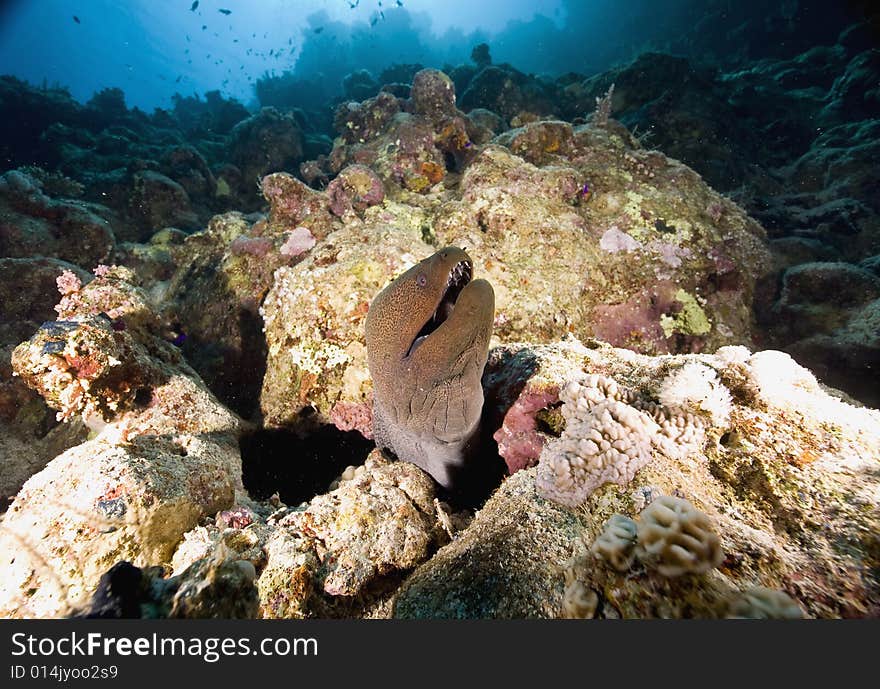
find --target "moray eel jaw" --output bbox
[405,257,472,357]
[365,246,495,492]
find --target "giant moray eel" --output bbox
[365,246,494,492]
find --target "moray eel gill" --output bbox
[365,246,494,491]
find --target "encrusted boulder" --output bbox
[486,338,880,618]
[434,131,771,353]
[0,266,244,618]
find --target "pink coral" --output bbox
[279,227,317,257]
[329,400,373,439]
[56,269,82,296]
[493,385,560,473]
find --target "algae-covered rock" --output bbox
[73,555,259,619]
[0,257,91,502]
[246,452,443,618]
[264,453,442,605]
[392,467,582,618]
[0,168,115,268]
[163,184,338,417]
[1,266,244,618]
[260,220,432,430]
[434,129,770,353]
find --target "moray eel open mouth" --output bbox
[405,259,473,357]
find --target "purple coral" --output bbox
[229,235,274,258]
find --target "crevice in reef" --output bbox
[240,426,374,505]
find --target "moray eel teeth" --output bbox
[365,246,494,492]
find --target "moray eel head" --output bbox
[365,246,495,492]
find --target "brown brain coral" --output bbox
[635,495,723,577]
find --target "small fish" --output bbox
[370,15,377,26]
[190,1,199,11]
[348,0,359,8]
[580,183,592,202]
[314,26,324,33]
[72,15,80,23]
[396,0,403,6]
[380,10,384,19]
[201,24,206,30]
[175,75,182,83]
[218,8,231,15]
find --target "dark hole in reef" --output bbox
[133,388,152,407]
[535,402,565,437]
[241,426,374,505]
[443,150,458,173]
[180,307,268,421]
[720,431,732,446]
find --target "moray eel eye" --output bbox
[406,259,472,357]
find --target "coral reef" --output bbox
[1,10,879,620]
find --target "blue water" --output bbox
[0,0,565,110]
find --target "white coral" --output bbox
[635,495,723,577]
[536,373,708,508]
[537,376,660,507]
[590,513,638,571]
[658,362,732,427]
